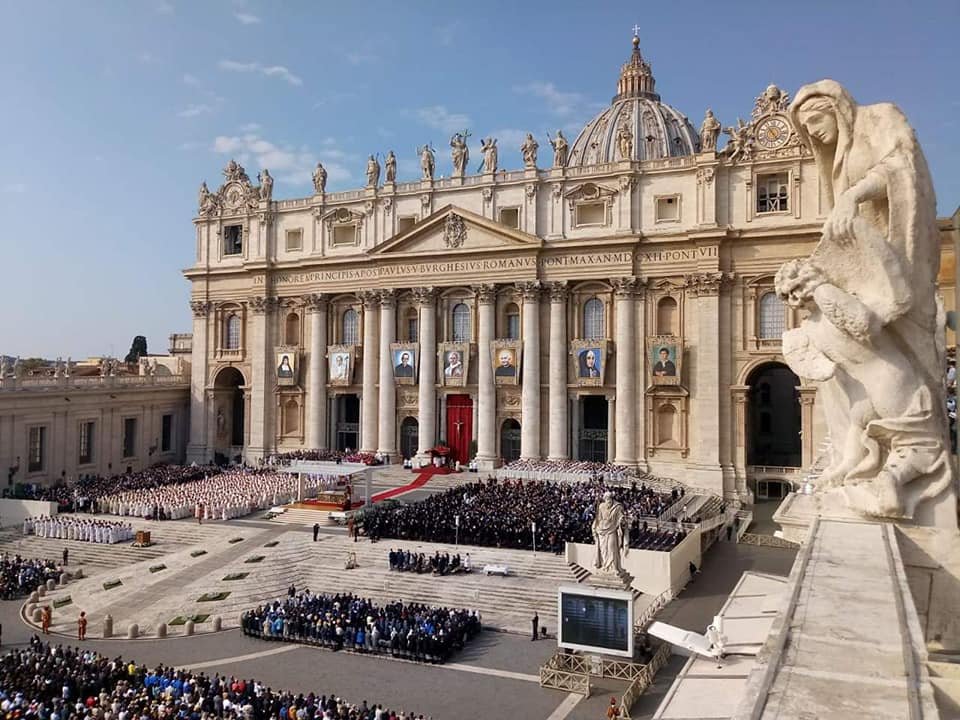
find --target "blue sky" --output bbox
[1,0,958,359]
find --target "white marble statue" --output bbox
[616,123,633,160]
[450,131,470,178]
[257,169,273,201]
[700,109,721,152]
[776,79,955,525]
[479,137,498,173]
[592,491,629,576]
[418,144,435,181]
[548,130,568,167]
[520,133,538,168]
[384,150,397,183]
[312,162,327,194]
[0,355,10,378]
[365,155,380,188]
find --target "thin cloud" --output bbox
[514,82,592,117]
[437,21,461,47]
[218,60,302,86]
[182,73,201,86]
[346,52,378,66]
[154,1,174,14]
[235,12,261,24]
[2,183,26,194]
[415,105,471,133]
[178,104,213,118]
[210,132,351,186]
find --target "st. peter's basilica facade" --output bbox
[184,36,957,502]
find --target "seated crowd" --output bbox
[24,464,215,512]
[499,459,644,483]
[388,549,471,575]
[23,515,134,544]
[0,553,60,600]
[268,449,383,466]
[101,469,320,521]
[361,478,682,552]
[0,636,419,719]
[242,590,481,664]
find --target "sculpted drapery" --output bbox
[592,492,628,575]
[775,79,954,524]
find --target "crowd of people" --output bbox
[359,478,680,551]
[101,469,321,521]
[388,549,470,575]
[23,515,134,544]
[22,465,215,511]
[242,591,482,665]
[497,459,640,483]
[0,636,422,719]
[0,554,61,600]
[268,449,382,466]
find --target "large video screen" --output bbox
[558,586,634,657]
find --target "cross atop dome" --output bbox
[615,27,658,102]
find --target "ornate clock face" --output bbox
[756,116,790,149]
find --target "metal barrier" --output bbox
[539,665,591,695]
[739,532,799,549]
[619,642,673,719]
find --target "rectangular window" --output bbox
[284,228,303,251]
[655,195,680,222]
[28,426,46,473]
[122,418,137,459]
[161,414,173,453]
[757,173,789,213]
[507,313,520,340]
[407,317,418,342]
[332,224,357,246]
[224,225,243,255]
[79,421,95,465]
[575,202,606,227]
[397,216,417,235]
[498,207,520,229]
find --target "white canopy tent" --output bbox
[285,461,375,508]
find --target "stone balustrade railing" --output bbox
[0,374,190,392]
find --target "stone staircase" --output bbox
[568,562,590,583]
[268,508,342,527]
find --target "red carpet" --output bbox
[372,467,442,502]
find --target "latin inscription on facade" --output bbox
[639,246,718,264]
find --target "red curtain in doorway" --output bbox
[445,394,473,464]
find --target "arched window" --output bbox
[758,292,786,340]
[285,313,300,345]
[505,303,520,340]
[342,308,359,345]
[583,298,604,340]
[657,297,678,335]
[451,303,471,342]
[225,315,241,350]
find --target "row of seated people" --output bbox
[23,464,217,511]
[0,636,418,720]
[267,449,383,466]
[241,590,482,665]
[100,469,322,521]
[360,477,678,551]
[22,515,134,544]
[0,554,60,600]
[388,549,472,575]
[629,521,686,551]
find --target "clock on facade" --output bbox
[756,116,791,149]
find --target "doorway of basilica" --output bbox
[400,417,418,461]
[500,419,521,463]
[335,394,360,452]
[747,362,801,467]
[578,395,608,462]
[213,367,245,461]
[445,394,473,465]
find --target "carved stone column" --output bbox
[378,290,397,459]
[359,290,380,453]
[305,294,328,450]
[731,385,749,497]
[475,284,497,470]
[686,272,727,495]
[414,287,437,460]
[519,281,542,459]
[799,386,817,470]
[546,282,569,461]
[246,295,274,462]
[613,277,638,466]
[187,300,211,463]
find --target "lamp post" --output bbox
[532,521,537,556]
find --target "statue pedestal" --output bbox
[587,569,633,591]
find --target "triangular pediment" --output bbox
[367,204,542,257]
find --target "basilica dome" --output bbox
[567,36,699,167]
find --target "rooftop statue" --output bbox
[418,144,436,181]
[450,131,471,178]
[257,169,273,201]
[479,137,498,174]
[776,79,955,527]
[365,155,381,188]
[385,151,397,183]
[520,133,538,168]
[699,109,721,152]
[312,162,327,194]
[548,130,568,167]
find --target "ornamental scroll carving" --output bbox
[443,214,467,249]
[412,287,436,307]
[685,271,730,297]
[516,280,542,302]
[545,281,569,303]
[474,284,497,306]
[190,300,211,318]
[304,294,328,313]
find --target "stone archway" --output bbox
[213,367,245,457]
[746,362,801,467]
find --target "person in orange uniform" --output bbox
[41,606,52,635]
[77,611,88,641]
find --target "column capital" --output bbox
[545,281,569,303]
[516,280,542,302]
[247,296,277,315]
[189,300,211,318]
[304,293,328,312]
[378,288,397,308]
[611,276,643,299]
[684,271,732,297]
[412,286,437,307]
[473,284,498,305]
[359,289,380,309]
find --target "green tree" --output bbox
[124,336,148,364]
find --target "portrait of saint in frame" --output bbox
[390,343,418,384]
[650,341,680,385]
[577,347,602,379]
[328,350,352,384]
[276,351,297,385]
[492,343,520,385]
